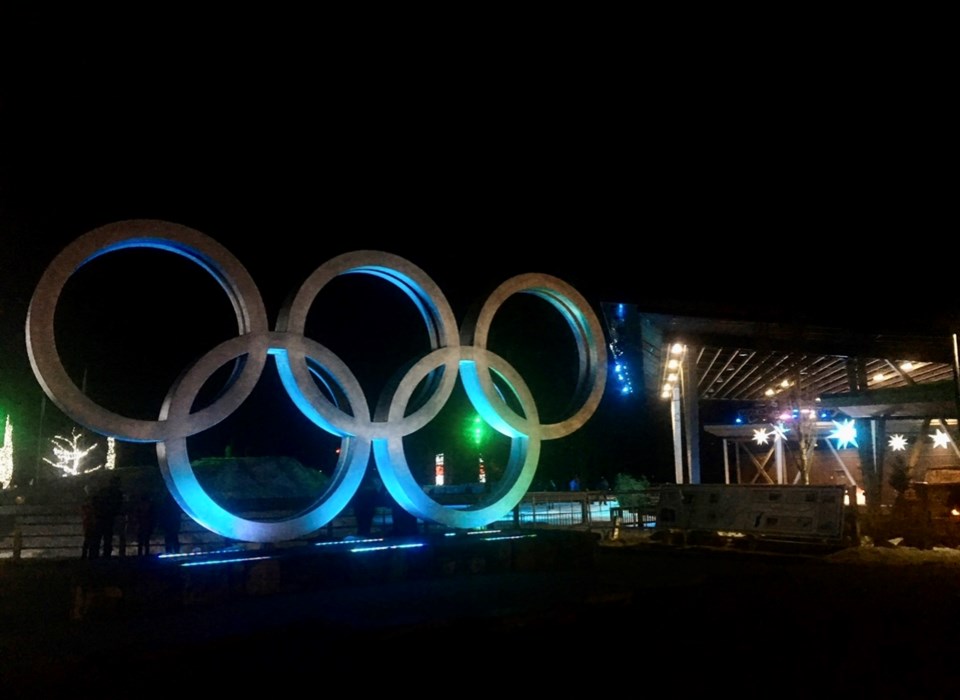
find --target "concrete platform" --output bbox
[0,527,605,694]
[5,528,960,696]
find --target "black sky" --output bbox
[1,15,949,488]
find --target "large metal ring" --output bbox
[26,221,608,540]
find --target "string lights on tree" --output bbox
[43,428,102,477]
[0,415,13,489]
[105,437,116,470]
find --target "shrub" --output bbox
[613,472,652,510]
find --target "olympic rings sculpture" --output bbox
[26,220,607,542]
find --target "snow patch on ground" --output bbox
[825,543,960,566]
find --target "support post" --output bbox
[775,434,785,484]
[671,385,684,483]
[723,438,730,485]
[681,350,701,484]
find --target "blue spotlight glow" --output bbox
[350,542,426,554]
[315,537,385,548]
[181,555,273,568]
[158,545,247,560]
[480,533,538,542]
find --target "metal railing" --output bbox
[505,490,658,529]
[0,489,662,560]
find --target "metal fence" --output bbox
[0,489,660,560]
[501,490,658,529]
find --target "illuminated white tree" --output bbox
[778,369,819,485]
[105,437,117,470]
[793,409,819,485]
[43,428,102,477]
[0,415,13,489]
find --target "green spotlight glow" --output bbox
[466,414,487,448]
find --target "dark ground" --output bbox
[3,532,960,697]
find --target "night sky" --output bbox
[1,16,948,491]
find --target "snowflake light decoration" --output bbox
[828,419,858,449]
[772,421,790,441]
[753,428,771,445]
[888,434,908,452]
[931,429,951,449]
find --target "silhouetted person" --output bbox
[80,490,97,559]
[390,496,419,537]
[93,476,124,558]
[157,492,182,554]
[134,492,156,556]
[351,473,383,537]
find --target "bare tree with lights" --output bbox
[793,408,818,485]
[43,428,102,477]
[786,370,818,485]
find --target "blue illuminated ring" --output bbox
[462,273,607,441]
[373,346,541,528]
[274,249,462,439]
[26,220,607,541]
[157,332,371,542]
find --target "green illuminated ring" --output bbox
[372,346,542,529]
